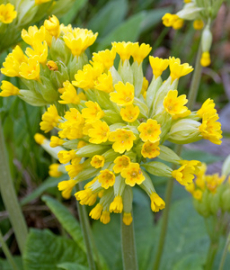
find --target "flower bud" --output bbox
[176,3,203,21]
[201,26,212,53]
[159,145,181,164]
[193,190,211,217]
[19,90,48,106]
[221,188,230,212]
[76,145,109,158]
[142,161,172,177]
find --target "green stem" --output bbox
[121,215,138,270]
[218,232,230,270]
[76,183,96,270]
[0,120,28,253]
[153,40,203,270]
[0,230,19,270]
[204,241,219,270]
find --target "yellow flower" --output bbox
[109,196,123,213]
[172,18,184,30]
[46,60,58,71]
[172,162,196,186]
[200,52,211,67]
[50,136,64,147]
[138,119,161,143]
[199,113,222,145]
[113,155,131,174]
[163,90,191,119]
[110,82,134,106]
[1,46,28,77]
[82,101,104,123]
[132,43,152,64]
[109,129,136,154]
[150,192,165,212]
[100,211,110,224]
[19,58,40,80]
[21,26,46,47]
[94,72,114,93]
[92,49,116,69]
[40,105,61,133]
[59,81,80,104]
[34,133,46,145]
[72,63,103,90]
[123,212,133,225]
[141,77,149,97]
[141,141,160,159]
[121,163,145,186]
[192,189,203,200]
[169,57,193,81]
[120,105,140,123]
[75,188,97,206]
[91,155,105,168]
[25,41,48,64]
[58,179,78,199]
[58,150,76,164]
[88,120,110,144]
[0,3,17,24]
[77,140,88,149]
[193,19,204,30]
[197,98,216,118]
[66,159,84,178]
[63,28,98,56]
[185,182,195,193]
[44,15,60,38]
[0,81,19,97]
[149,56,169,79]
[35,0,52,4]
[98,169,116,189]
[162,13,179,27]
[112,42,135,62]
[89,203,103,220]
[49,164,62,177]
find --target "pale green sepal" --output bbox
[176,3,203,21]
[221,188,230,212]
[50,62,70,89]
[103,110,123,125]
[109,123,126,132]
[19,90,48,106]
[100,188,114,207]
[132,61,143,97]
[68,54,88,81]
[109,66,122,85]
[113,175,126,197]
[41,139,65,159]
[193,191,211,218]
[118,59,133,84]
[208,192,220,215]
[95,90,114,110]
[76,167,100,182]
[142,161,172,177]
[50,37,71,64]
[58,164,67,174]
[146,76,162,110]
[133,97,148,118]
[140,170,155,196]
[153,111,172,143]
[222,154,230,177]
[39,76,59,103]
[16,1,38,26]
[122,186,133,213]
[63,139,79,149]
[159,145,181,164]
[103,149,119,161]
[76,145,109,157]
[201,25,212,52]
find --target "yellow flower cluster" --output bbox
[35,40,221,225]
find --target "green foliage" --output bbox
[23,229,88,270]
[0,257,23,270]
[57,262,89,270]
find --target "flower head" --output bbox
[138,119,161,143]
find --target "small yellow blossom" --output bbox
[77,140,88,149]
[88,120,110,144]
[49,164,62,177]
[150,192,165,212]
[40,105,61,133]
[185,182,195,193]
[109,129,136,154]
[100,211,110,224]
[172,18,184,30]
[34,133,46,145]
[113,155,131,174]
[21,26,46,46]
[138,119,161,143]
[193,189,203,200]
[149,57,169,79]
[162,13,179,27]
[132,43,152,64]
[169,57,193,81]
[89,203,103,220]
[141,77,149,97]
[58,179,78,199]
[112,42,135,62]
[82,101,104,123]
[193,19,204,30]
[63,28,98,56]
[35,0,52,4]
[92,49,116,69]
[197,98,216,118]
[109,196,123,213]
[0,81,19,97]
[19,58,40,80]
[59,81,80,104]
[66,159,84,178]
[91,155,105,168]
[200,52,211,67]
[0,3,17,24]
[163,90,191,119]
[98,169,116,189]
[121,163,145,186]
[25,41,48,64]
[75,188,97,206]
[141,141,160,159]
[46,60,58,71]
[123,212,133,225]
[94,72,114,93]
[120,104,140,123]
[110,82,134,106]
[50,136,64,147]
[44,15,60,38]
[172,163,196,186]
[58,150,76,164]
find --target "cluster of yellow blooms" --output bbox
[162,0,222,67]
[0,16,223,225]
[186,163,230,218]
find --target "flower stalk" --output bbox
[218,231,230,270]
[0,120,28,253]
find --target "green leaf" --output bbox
[172,254,204,270]
[87,0,128,37]
[41,195,85,252]
[20,176,66,206]
[97,11,146,50]
[57,262,89,270]
[0,257,24,270]
[23,229,88,270]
